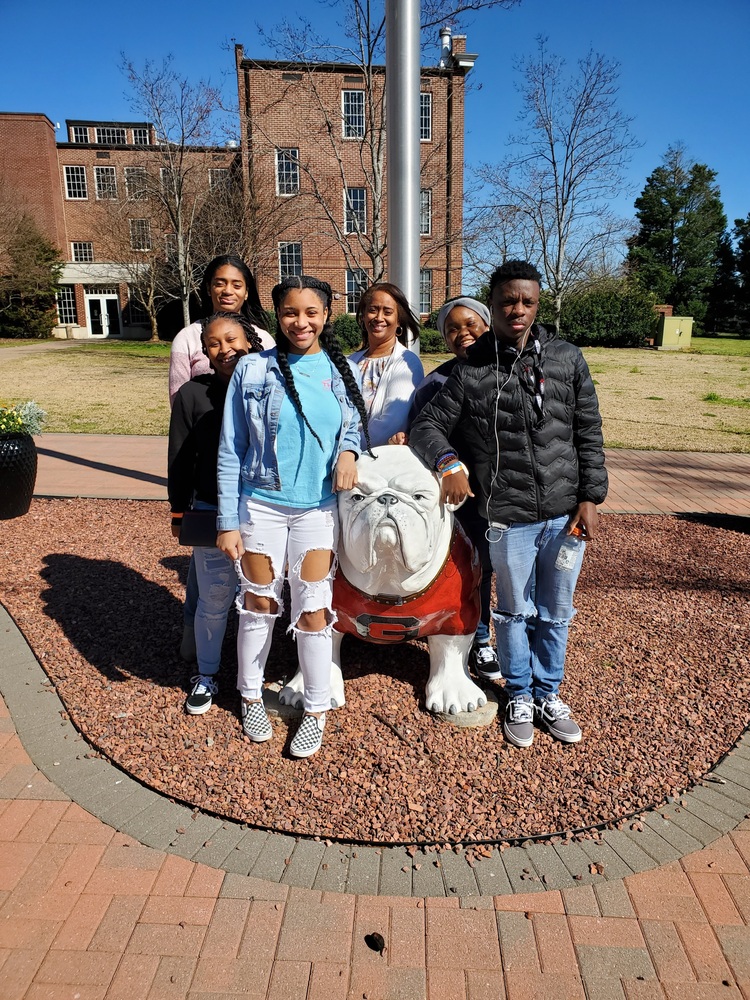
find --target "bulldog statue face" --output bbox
[279,446,487,717]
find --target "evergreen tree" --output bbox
[734,213,750,337]
[627,145,726,328]
[0,215,63,339]
[704,231,739,335]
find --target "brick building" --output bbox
[0,29,475,337]
[236,28,476,317]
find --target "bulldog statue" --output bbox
[279,446,488,716]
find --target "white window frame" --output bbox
[71,126,89,144]
[132,127,150,146]
[344,187,367,235]
[95,126,126,145]
[419,268,432,315]
[342,90,366,139]
[64,165,88,200]
[94,165,118,200]
[420,92,432,142]
[208,168,231,192]
[275,148,300,196]
[278,242,303,279]
[346,268,368,313]
[129,219,152,252]
[124,167,147,201]
[420,189,432,236]
[160,167,177,198]
[56,286,77,325]
[71,242,94,263]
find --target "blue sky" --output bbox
[1,0,747,231]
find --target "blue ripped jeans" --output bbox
[488,516,585,701]
[192,502,237,677]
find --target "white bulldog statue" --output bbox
[279,446,487,716]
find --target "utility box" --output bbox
[655,315,693,350]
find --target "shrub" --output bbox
[554,280,657,347]
[332,313,363,351]
[418,328,445,354]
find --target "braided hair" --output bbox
[271,275,373,455]
[199,254,268,331]
[200,311,264,356]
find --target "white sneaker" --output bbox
[290,713,326,759]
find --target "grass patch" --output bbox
[688,336,750,357]
[645,396,664,400]
[700,392,750,408]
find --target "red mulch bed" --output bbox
[1,499,749,846]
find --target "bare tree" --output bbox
[252,0,520,288]
[469,37,639,331]
[121,56,228,328]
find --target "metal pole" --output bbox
[386,0,421,350]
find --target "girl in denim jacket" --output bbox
[216,275,371,758]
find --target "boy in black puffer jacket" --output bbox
[409,261,607,748]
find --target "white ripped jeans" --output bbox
[235,496,338,714]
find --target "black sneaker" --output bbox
[469,642,502,680]
[534,694,582,744]
[503,695,534,748]
[186,674,218,715]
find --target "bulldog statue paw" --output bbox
[280,446,486,715]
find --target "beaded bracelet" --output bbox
[435,451,459,473]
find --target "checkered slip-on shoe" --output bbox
[290,713,326,759]
[241,699,273,742]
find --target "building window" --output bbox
[71,126,89,143]
[279,242,302,278]
[132,127,150,146]
[420,189,432,236]
[160,167,177,198]
[342,90,365,139]
[346,269,368,313]
[95,126,126,145]
[164,233,177,262]
[420,92,432,141]
[344,188,367,235]
[276,148,300,196]
[125,167,147,200]
[71,242,94,263]
[129,219,152,252]
[208,168,231,192]
[56,286,77,325]
[419,268,432,315]
[127,292,149,324]
[94,166,118,200]
[64,166,88,200]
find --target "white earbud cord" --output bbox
[486,329,521,539]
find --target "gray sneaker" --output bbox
[534,694,582,743]
[241,699,273,743]
[503,695,534,748]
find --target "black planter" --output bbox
[0,432,38,519]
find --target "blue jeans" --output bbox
[456,497,492,645]
[192,502,237,676]
[488,516,585,700]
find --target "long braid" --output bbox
[274,333,324,450]
[320,329,373,456]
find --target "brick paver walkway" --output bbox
[3,692,750,998]
[0,433,747,995]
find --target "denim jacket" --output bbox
[216,348,363,530]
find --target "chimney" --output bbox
[439,26,452,68]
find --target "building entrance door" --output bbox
[85,291,121,338]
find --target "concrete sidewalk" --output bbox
[0,435,748,997]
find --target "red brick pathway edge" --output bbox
[3,692,750,999]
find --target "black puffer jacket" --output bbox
[409,325,608,524]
